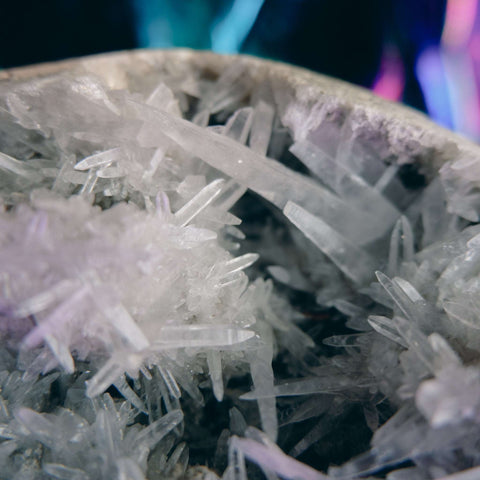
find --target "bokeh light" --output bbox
[0,0,479,141]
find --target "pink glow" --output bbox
[442,0,479,48]
[372,50,405,102]
[470,33,480,61]
[468,34,480,136]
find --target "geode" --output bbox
[0,49,480,480]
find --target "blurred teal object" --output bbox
[134,0,265,53]
[211,0,266,53]
[134,0,229,49]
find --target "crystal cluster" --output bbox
[0,54,479,480]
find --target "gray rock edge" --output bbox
[1,48,479,177]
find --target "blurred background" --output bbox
[1,0,479,141]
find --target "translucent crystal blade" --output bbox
[134,410,183,451]
[156,326,255,348]
[284,201,376,284]
[290,139,400,226]
[249,101,275,155]
[74,148,123,171]
[207,351,224,402]
[224,107,254,144]
[174,179,225,227]
[43,463,90,480]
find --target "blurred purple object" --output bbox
[416,48,453,129]
[415,0,480,140]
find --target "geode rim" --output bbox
[1,48,479,177]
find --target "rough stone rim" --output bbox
[1,48,478,174]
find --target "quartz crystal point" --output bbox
[290,139,400,228]
[249,100,275,155]
[230,434,329,480]
[284,201,377,284]
[74,147,124,171]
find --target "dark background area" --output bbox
[1,0,478,140]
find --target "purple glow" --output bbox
[416,0,480,139]
[416,48,453,129]
[437,0,480,140]
[443,50,480,139]
[470,34,480,122]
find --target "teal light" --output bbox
[134,1,222,50]
[210,0,265,53]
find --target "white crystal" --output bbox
[290,139,400,226]
[207,351,224,402]
[284,201,376,284]
[249,101,275,155]
[174,179,225,226]
[74,148,123,171]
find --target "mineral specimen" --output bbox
[0,50,479,480]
